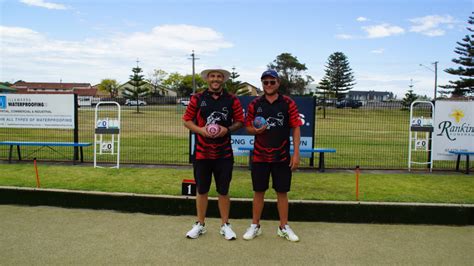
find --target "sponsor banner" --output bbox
[433,101,474,160]
[191,134,314,157]
[231,136,313,156]
[0,94,75,129]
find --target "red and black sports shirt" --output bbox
[183,90,244,160]
[245,94,302,163]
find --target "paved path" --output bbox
[1,205,473,265]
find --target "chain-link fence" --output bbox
[0,96,458,170]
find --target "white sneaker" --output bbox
[220,223,237,240]
[277,224,299,242]
[186,222,206,239]
[243,224,262,240]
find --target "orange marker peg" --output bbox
[34,158,40,188]
[355,165,360,201]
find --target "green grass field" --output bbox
[0,105,457,169]
[1,163,472,204]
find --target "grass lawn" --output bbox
[1,163,473,204]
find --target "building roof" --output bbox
[10,81,96,96]
[240,82,258,89]
[240,82,262,94]
[73,88,98,96]
[119,81,153,89]
[0,84,16,92]
[12,82,91,90]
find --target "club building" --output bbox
[346,90,394,104]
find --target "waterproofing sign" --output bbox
[0,94,75,129]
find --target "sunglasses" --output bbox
[262,80,277,86]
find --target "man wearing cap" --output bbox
[182,68,244,240]
[242,69,302,242]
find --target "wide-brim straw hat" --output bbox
[200,68,231,82]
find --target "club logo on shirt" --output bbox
[266,112,284,129]
[257,107,263,113]
[200,101,207,107]
[206,107,228,125]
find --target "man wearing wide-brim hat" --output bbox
[182,68,244,240]
[199,68,231,83]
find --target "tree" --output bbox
[179,74,205,96]
[123,63,149,113]
[162,72,184,93]
[224,67,250,96]
[268,53,313,95]
[97,79,120,98]
[402,81,418,109]
[315,78,332,98]
[163,73,205,97]
[321,52,356,100]
[316,78,332,119]
[225,67,242,93]
[147,69,168,96]
[0,81,12,87]
[402,90,418,109]
[439,12,474,97]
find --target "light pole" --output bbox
[188,50,199,94]
[419,61,438,100]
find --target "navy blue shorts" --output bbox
[193,158,233,195]
[251,162,292,193]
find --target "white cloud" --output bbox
[409,15,455,37]
[20,0,67,10]
[356,17,368,22]
[362,23,405,38]
[335,34,355,40]
[371,48,384,54]
[0,25,41,40]
[0,24,233,83]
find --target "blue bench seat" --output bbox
[449,150,474,174]
[238,147,336,172]
[0,141,92,164]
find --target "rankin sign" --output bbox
[433,101,474,160]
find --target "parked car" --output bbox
[125,99,147,106]
[316,98,337,106]
[177,98,190,106]
[336,99,362,108]
[180,99,190,106]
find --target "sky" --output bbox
[0,0,472,98]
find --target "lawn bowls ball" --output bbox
[253,116,267,129]
[206,124,221,136]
